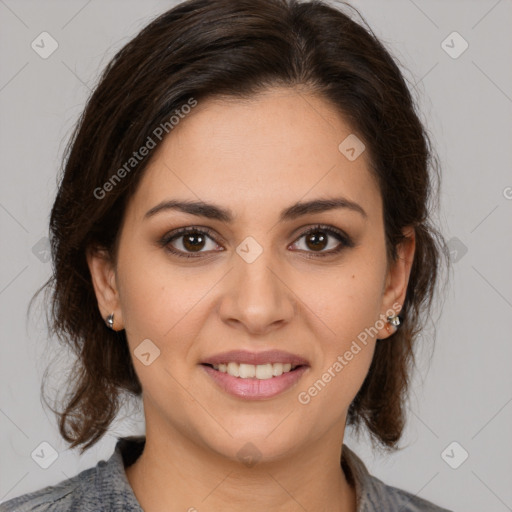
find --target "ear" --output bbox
[86,246,124,331]
[377,226,416,339]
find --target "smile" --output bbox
[211,362,299,379]
[201,363,308,400]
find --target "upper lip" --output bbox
[201,350,310,367]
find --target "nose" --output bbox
[217,251,296,335]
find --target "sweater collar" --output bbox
[105,436,378,511]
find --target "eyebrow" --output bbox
[144,197,367,222]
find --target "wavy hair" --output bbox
[30,0,448,454]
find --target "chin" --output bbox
[199,423,305,466]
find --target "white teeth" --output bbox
[255,363,273,379]
[239,363,256,378]
[211,362,297,379]
[227,362,239,377]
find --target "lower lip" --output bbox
[201,364,309,400]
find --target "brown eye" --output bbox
[304,231,329,251]
[182,232,207,252]
[160,227,222,259]
[290,225,354,257]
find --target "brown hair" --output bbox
[31,0,448,454]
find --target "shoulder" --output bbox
[341,444,453,512]
[368,476,454,512]
[0,436,145,512]
[0,466,97,512]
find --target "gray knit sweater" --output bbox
[0,437,453,511]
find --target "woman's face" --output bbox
[89,87,413,463]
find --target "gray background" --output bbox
[1,1,511,510]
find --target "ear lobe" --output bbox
[392,226,415,303]
[378,226,416,338]
[86,246,121,321]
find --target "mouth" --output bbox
[199,350,310,400]
[201,362,306,380]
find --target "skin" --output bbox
[87,87,415,512]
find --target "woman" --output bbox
[1,0,451,510]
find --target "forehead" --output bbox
[128,88,381,221]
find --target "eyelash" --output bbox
[159,224,354,260]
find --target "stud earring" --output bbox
[385,314,401,335]
[106,313,115,330]
[387,314,401,327]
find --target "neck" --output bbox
[125,423,357,512]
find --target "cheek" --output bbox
[307,265,386,344]
[115,253,209,410]
[295,272,381,419]
[294,259,385,401]
[296,342,375,435]
[116,244,203,340]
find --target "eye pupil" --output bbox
[306,231,327,251]
[183,232,205,252]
